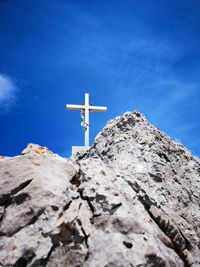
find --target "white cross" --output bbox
[66,93,107,147]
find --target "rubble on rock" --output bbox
[0,112,199,267]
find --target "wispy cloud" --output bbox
[0,74,17,112]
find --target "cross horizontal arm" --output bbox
[66,104,85,110]
[90,106,107,112]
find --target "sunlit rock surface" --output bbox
[0,112,199,267]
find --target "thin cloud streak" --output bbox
[0,74,17,112]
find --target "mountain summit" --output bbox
[0,112,199,267]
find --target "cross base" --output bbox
[71,146,90,157]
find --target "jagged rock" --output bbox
[0,146,76,266]
[0,111,199,267]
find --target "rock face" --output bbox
[0,112,200,267]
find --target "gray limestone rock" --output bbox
[0,112,200,267]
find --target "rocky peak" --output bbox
[91,111,192,162]
[0,111,199,267]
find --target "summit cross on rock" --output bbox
[66,93,107,147]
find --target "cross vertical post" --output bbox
[85,93,89,147]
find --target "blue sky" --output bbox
[0,0,200,158]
